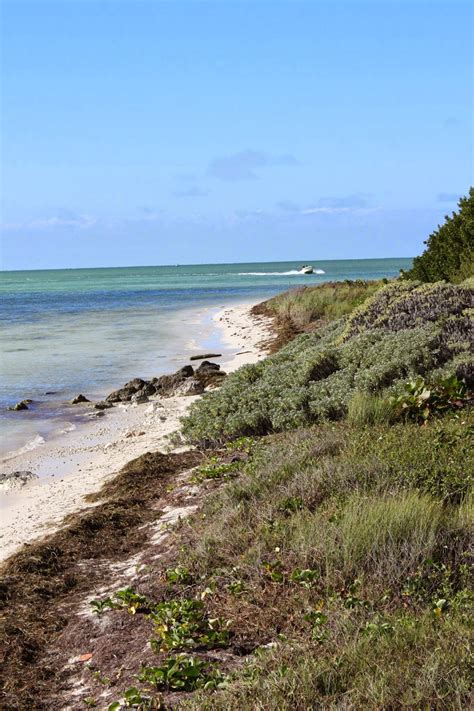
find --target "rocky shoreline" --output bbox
[0,301,273,562]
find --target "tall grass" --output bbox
[264,279,383,329]
[339,493,444,580]
[347,390,397,425]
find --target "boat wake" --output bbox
[238,269,325,276]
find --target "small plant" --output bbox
[278,496,304,514]
[342,579,370,609]
[225,436,255,454]
[227,579,245,596]
[149,598,230,652]
[90,597,115,614]
[165,566,194,585]
[90,588,150,615]
[107,686,162,710]
[289,568,319,588]
[304,608,329,642]
[138,655,226,691]
[390,375,470,422]
[90,669,111,686]
[262,560,285,583]
[192,457,240,483]
[363,618,395,637]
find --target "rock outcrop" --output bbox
[94,400,114,410]
[105,362,227,403]
[71,394,90,404]
[8,400,31,411]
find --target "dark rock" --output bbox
[196,370,227,389]
[131,392,149,404]
[8,400,30,411]
[106,385,139,402]
[197,360,221,372]
[71,394,90,404]
[140,383,157,397]
[123,378,147,390]
[153,366,195,397]
[190,353,222,361]
[195,362,227,388]
[175,378,204,396]
[94,400,114,410]
[106,377,155,402]
[177,365,195,378]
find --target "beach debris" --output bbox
[70,394,90,404]
[190,352,222,361]
[77,653,93,663]
[8,399,31,411]
[0,470,38,490]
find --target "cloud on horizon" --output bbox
[173,185,209,198]
[318,193,373,209]
[4,210,97,231]
[209,149,299,181]
[275,194,378,216]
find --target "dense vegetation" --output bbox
[183,280,473,444]
[2,247,472,708]
[405,188,474,283]
[177,416,473,710]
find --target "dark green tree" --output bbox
[406,188,474,283]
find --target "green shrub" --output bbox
[183,281,472,444]
[138,655,225,692]
[390,375,470,422]
[149,598,229,652]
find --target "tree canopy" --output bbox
[406,188,474,283]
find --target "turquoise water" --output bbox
[0,258,411,458]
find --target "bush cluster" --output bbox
[183,281,473,443]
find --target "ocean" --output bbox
[0,258,411,459]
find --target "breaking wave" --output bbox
[1,434,46,462]
[238,269,325,276]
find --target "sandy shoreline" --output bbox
[0,301,272,563]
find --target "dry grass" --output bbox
[252,280,384,352]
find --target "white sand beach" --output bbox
[0,302,273,563]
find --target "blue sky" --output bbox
[1,0,472,269]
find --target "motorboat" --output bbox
[299,265,314,274]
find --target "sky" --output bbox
[1,0,473,270]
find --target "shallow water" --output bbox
[0,258,411,458]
